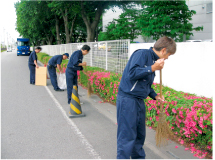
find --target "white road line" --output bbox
[44,86,101,159]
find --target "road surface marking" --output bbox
[44,86,101,159]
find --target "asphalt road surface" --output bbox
[1,51,117,159]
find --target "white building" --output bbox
[186,0,212,40]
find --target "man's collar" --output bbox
[149,47,159,61]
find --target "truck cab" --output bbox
[17,38,31,56]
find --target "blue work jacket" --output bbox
[118,47,159,100]
[48,55,63,67]
[67,50,83,71]
[28,50,37,65]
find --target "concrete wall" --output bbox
[130,42,213,98]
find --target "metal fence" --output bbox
[40,39,130,74]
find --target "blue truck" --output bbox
[17,38,31,56]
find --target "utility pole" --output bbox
[7,32,8,49]
[2,28,6,48]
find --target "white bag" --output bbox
[58,73,67,89]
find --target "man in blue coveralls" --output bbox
[66,45,90,104]
[116,36,176,159]
[47,53,69,91]
[28,46,42,85]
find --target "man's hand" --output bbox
[155,95,164,102]
[82,62,87,66]
[36,65,39,68]
[60,70,63,74]
[151,58,164,72]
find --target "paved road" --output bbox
[1,51,117,159]
[1,51,196,159]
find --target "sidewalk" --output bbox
[78,86,197,159]
[38,61,197,159]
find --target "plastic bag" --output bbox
[58,73,67,90]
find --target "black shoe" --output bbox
[55,88,64,91]
[30,83,35,85]
[68,100,71,104]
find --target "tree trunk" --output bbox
[46,34,53,45]
[86,27,96,42]
[42,39,46,45]
[95,26,98,41]
[81,2,104,42]
[55,16,61,44]
[48,36,53,45]
[69,15,76,42]
[36,41,40,46]
[61,8,70,44]
[183,34,186,42]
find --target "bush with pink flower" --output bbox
[79,66,212,159]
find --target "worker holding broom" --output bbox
[66,45,90,104]
[116,36,176,159]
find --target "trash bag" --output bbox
[58,73,67,89]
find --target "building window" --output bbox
[206,3,212,14]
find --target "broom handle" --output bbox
[84,66,89,79]
[159,70,163,111]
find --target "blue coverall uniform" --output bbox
[48,55,63,90]
[117,47,159,159]
[66,50,83,104]
[28,50,37,84]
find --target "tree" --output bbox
[48,1,79,44]
[15,1,57,45]
[98,8,141,42]
[15,1,137,44]
[137,0,203,42]
[80,1,135,42]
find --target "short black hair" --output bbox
[36,46,42,50]
[81,45,90,51]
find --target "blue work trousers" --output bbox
[48,65,59,90]
[28,64,36,84]
[117,94,146,159]
[66,68,77,104]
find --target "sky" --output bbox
[0,0,21,46]
[0,0,214,45]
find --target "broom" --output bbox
[155,69,173,147]
[84,66,93,97]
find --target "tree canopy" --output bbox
[98,8,141,42]
[99,0,203,42]
[137,1,203,41]
[15,0,135,45]
[15,0,203,45]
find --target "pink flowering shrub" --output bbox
[79,66,121,103]
[79,66,212,159]
[145,83,212,158]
